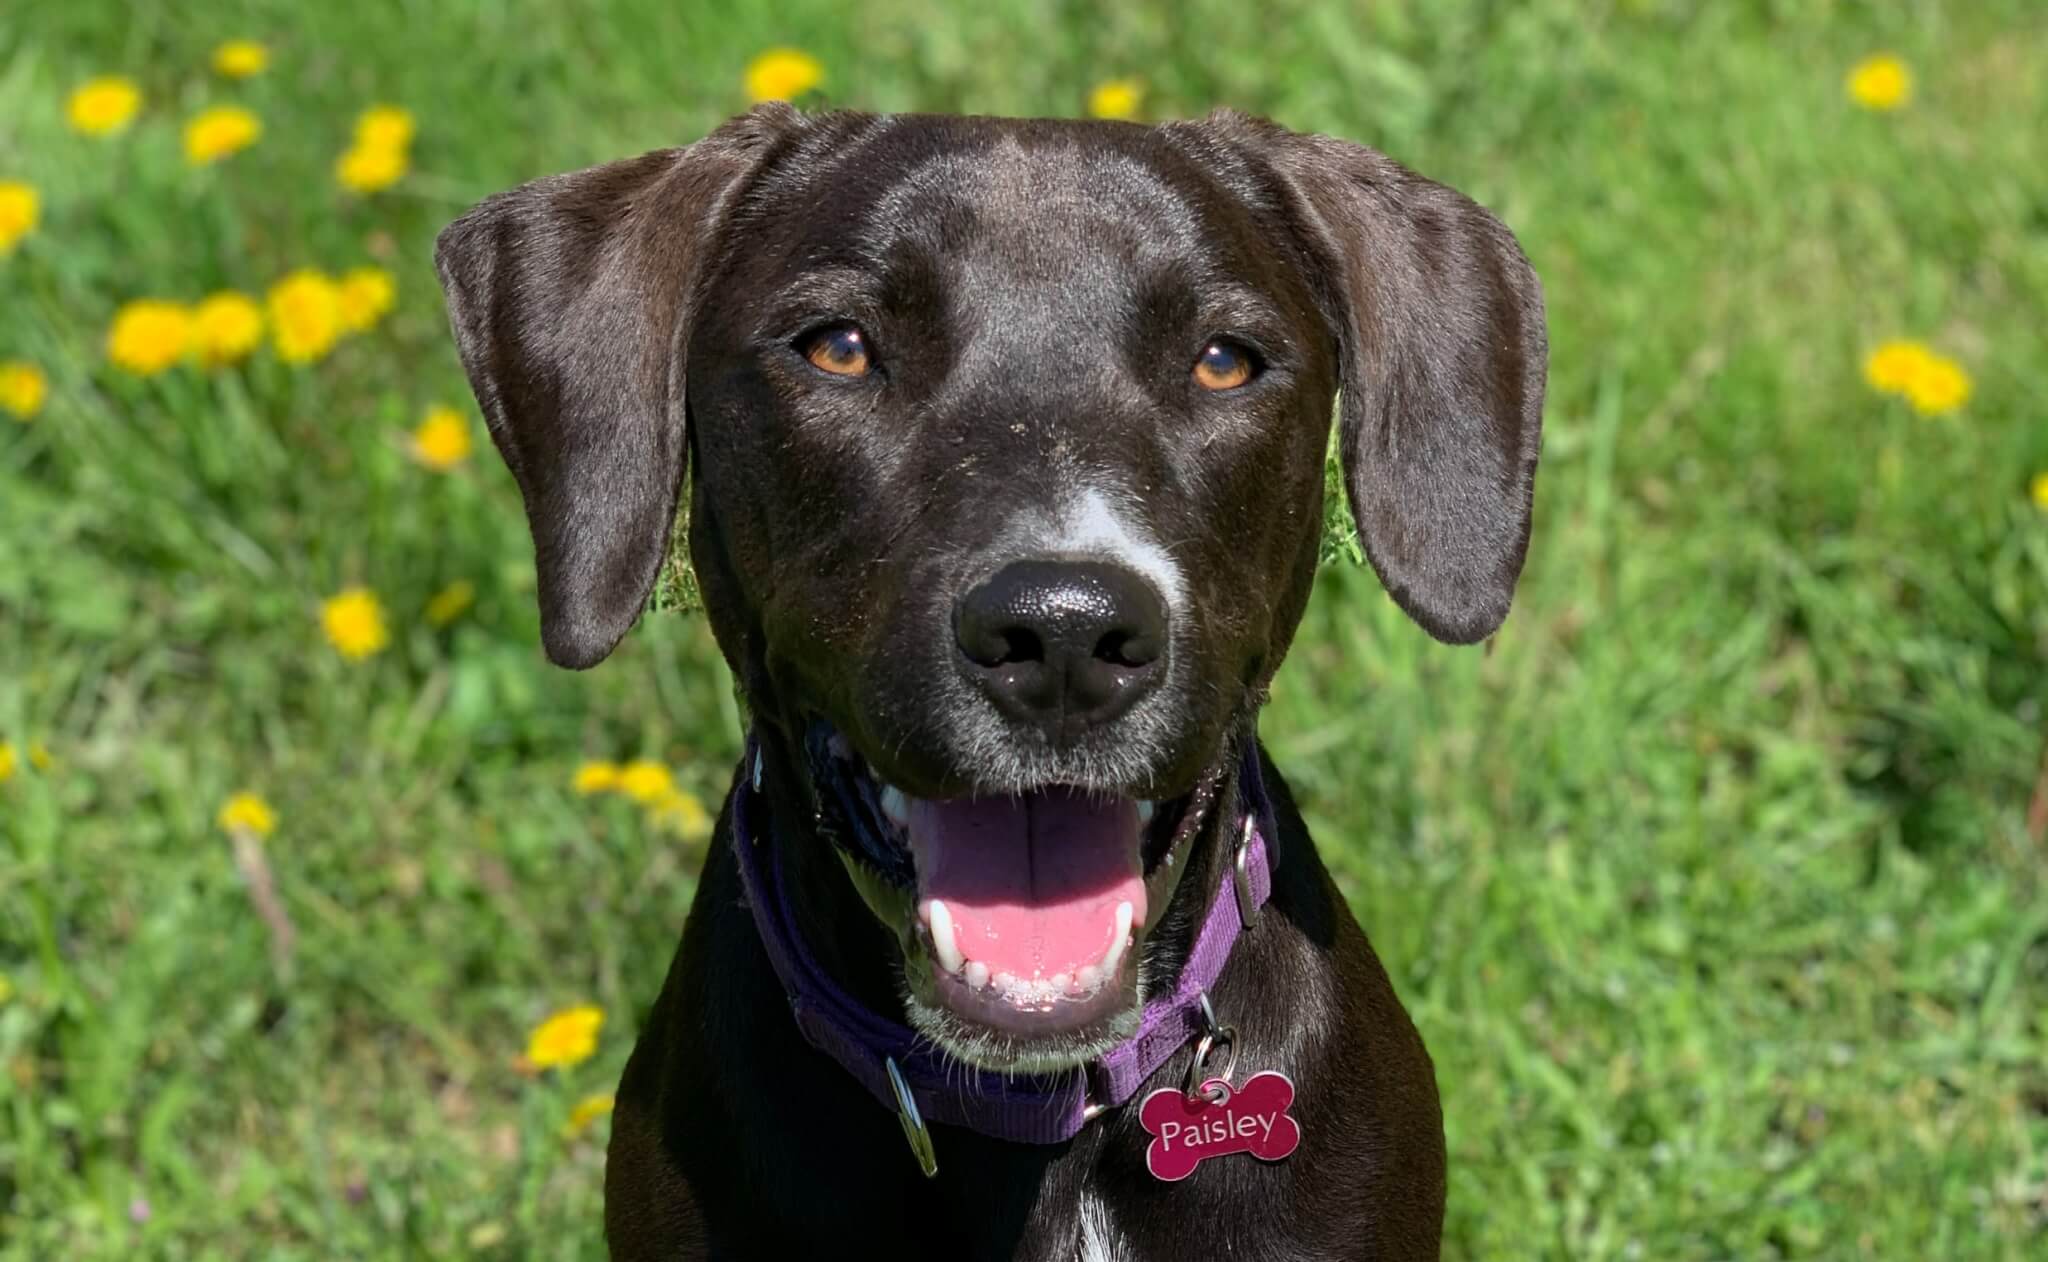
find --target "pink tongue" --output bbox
[907,789,1146,981]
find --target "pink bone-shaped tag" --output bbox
[1139,1070,1301,1181]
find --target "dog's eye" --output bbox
[800,325,873,378]
[1193,340,1257,391]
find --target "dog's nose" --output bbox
[954,560,1168,736]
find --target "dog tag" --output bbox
[1139,1071,1301,1182]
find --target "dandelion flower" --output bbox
[184,105,262,165]
[617,759,676,805]
[649,789,713,842]
[338,266,396,333]
[744,49,823,103]
[526,1004,604,1070]
[1847,54,1912,111]
[217,791,278,838]
[335,143,408,194]
[1863,339,1931,394]
[425,580,476,627]
[1903,353,1971,416]
[192,292,264,366]
[212,40,269,79]
[1088,78,1143,121]
[0,361,47,421]
[0,181,38,255]
[563,1092,616,1139]
[2030,472,2048,512]
[107,300,193,376]
[410,405,473,471]
[321,586,390,660]
[267,269,344,364]
[573,760,622,795]
[67,77,142,136]
[354,105,416,151]
[0,743,15,784]
[1863,338,1971,417]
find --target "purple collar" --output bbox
[729,736,1277,1155]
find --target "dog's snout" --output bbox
[954,560,1167,737]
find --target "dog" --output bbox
[437,103,1544,1260]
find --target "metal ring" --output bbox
[1183,1025,1238,1102]
[1233,814,1260,931]
[885,1056,939,1179]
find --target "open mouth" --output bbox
[808,724,1221,1069]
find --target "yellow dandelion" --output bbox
[617,759,676,805]
[67,76,142,136]
[0,181,38,255]
[191,292,264,366]
[335,143,408,195]
[338,266,396,333]
[217,791,278,838]
[425,579,476,627]
[1847,54,1912,112]
[2028,471,2048,511]
[573,760,622,795]
[267,269,344,364]
[321,586,390,660]
[107,300,193,376]
[526,1004,604,1070]
[649,789,714,842]
[1863,339,1931,394]
[183,105,262,165]
[354,105,416,151]
[1,361,48,421]
[1903,353,1971,416]
[0,743,15,784]
[744,48,823,103]
[212,40,269,79]
[1088,78,1143,121]
[563,1092,616,1139]
[410,405,473,471]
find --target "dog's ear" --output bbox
[435,107,795,668]
[1195,113,1547,644]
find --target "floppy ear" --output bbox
[1214,115,1547,644]
[435,107,794,668]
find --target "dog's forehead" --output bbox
[747,115,1234,272]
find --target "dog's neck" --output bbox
[753,725,910,1022]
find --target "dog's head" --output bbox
[437,106,1544,1071]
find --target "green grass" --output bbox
[3,0,2045,1257]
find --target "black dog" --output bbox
[437,104,1544,1260]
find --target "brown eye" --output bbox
[802,325,872,377]
[1193,340,1255,391]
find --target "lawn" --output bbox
[2,1,2044,1257]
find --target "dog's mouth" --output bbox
[807,724,1221,1071]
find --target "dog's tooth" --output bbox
[927,899,964,974]
[879,785,911,829]
[964,960,990,990]
[1136,800,1156,825]
[1100,901,1135,978]
[992,971,1018,995]
[1075,964,1102,993]
[1049,971,1071,992]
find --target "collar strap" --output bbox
[729,736,1277,1146]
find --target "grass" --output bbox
[2,0,2045,1257]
